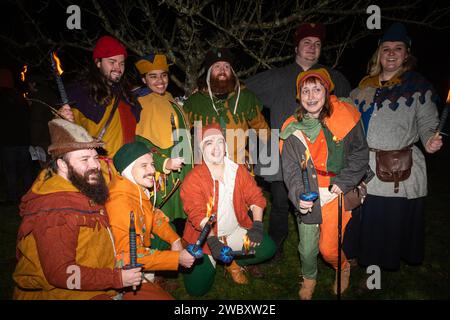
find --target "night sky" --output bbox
[1,1,449,105]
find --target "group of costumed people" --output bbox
[12,20,444,300]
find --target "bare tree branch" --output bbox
[2,0,449,95]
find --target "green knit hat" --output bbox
[113,141,152,174]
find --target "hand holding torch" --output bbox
[219,235,256,264]
[186,213,217,259]
[434,90,450,138]
[50,51,75,120]
[50,51,70,106]
[299,151,318,202]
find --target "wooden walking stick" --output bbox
[337,193,343,300]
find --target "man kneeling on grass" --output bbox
[13,119,143,300]
[180,123,276,296]
[106,141,195,299]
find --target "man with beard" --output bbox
[183,48,270,167]
[106,141,195,299]
[60,35,140,182]
[12,119,146,300]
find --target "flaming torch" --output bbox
[21,65,28,98]
[186,197,216,259]
[123,211,143,292]
[50,51,72,106]
[242,234,252,255]
[435,90,450,138]
[219,234,256,264]
[20,65,27,82]
[170,113,178,143]
[299,150,318,202]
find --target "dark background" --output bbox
[0,1,449,105]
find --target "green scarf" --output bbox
[280,115,322,143]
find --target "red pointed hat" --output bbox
[197,123,224,148]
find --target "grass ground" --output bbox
[0,148,449,300]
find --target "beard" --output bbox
[67,164,109,205]
[209,73,236,95]
[106,71,122,84]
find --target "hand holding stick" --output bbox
[186,213,217,259]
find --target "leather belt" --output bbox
[315,168,337,177]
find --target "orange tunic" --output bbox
[280,96,362,270]
[106,175,180,271]
[180,162,266,255]
[13,171,121,300]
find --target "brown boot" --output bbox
[332,266,351,295]
[224,261,248,284]
[245,264,265,279]
[299,277,316,300]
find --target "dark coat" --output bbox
[281,103,368,224]
[245,62,351,181]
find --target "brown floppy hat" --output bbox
[47,118,105,159]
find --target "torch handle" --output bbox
[50,52,69,105]
[193,213,216,251]
[437,105,449,133]
[230,250,256,256]
[55,76,69,105]
[302,168,311,193]
[129,212,138,266]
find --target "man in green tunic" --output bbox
[183,48,270,170]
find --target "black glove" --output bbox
[207,236,225,260]
[246,221,263,244]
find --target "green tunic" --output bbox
[136,92,193,221]
[183,87,270,165]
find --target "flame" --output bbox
[301,149,310,170]
[21,65,27,82]
[243,234,251,252]
[52,52,64,75]
[206,197,213,218]
[447,89,450,104]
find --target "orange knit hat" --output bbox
[296,68,335,100]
